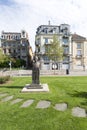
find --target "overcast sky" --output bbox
[0,0,87,50]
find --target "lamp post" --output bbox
[9,61,12,71]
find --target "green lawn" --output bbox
[0,76,87,130]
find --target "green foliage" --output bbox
[46,35,63,62]
[0,76,10,84]
[0,48,10,68]
[12,59,26,68]
[0,49,26,68]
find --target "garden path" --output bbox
[0,92,87,118]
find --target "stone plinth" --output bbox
[27,84,43,89]
[21,84,49,92]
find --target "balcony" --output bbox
[63,32,70,37]
[63,52,69,56]
[62,42,69,47]
[76,55,82,59]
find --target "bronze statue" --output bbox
[29,47,40,86]
[32,55,40,84]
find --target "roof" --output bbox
[2,32,21,35]
[72,33,86,42]
[38,25,59,28]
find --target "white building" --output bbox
[35,22,72,70]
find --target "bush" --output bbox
[0,76,10,84]
[0,61,9,68]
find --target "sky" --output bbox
[0,0,87,51]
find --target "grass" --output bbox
[0,76,87,130]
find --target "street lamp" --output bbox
[9,61,12,71]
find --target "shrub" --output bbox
[0,76,10,84]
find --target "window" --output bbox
[44,28,48,34]
[45,38,48,44]
[62,38,68,44]
[64,47,69,54]
[37,38,40,44]
[3,42,6,46]
[4,49,6,54]
[9,35,10,40]
[77,50,81,56]
[8,49,11,53]
[49,29,53,33]
[16,36,18,39]
[14,50,16,53]
[22,48,25,51]
[43,56,49,64]
[77,43,81,49]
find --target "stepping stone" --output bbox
[1,95,14,102]
[11,99,23,105]
[21,99,34,108]
[0,93,8,97]
[54,103,68,111]
[72,107,87,117]
[36,100,51,109]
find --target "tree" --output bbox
[0,48,8,61]
[0,48,10,68]
[45,35,63,70]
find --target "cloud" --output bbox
[0,0,87,50]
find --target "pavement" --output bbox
[0,69,87,77]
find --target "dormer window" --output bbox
[1,35,3,38]
[49,29,53,33]
[22,31,25,37]
[22,31,25,35]
[16,36,17,39]
[9,35,10,40]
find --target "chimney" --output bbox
[48,20,50,25]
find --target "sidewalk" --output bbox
[0,69,87,77]
[69,70,87,76]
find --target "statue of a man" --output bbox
[32,55,40,84]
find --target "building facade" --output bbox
[1,30,30,67]
[71,33,87,70]
[35,23,72,70]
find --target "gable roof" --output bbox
[72,33,86,42]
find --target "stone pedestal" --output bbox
[21,84,49,92]
[27,83,43,89]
